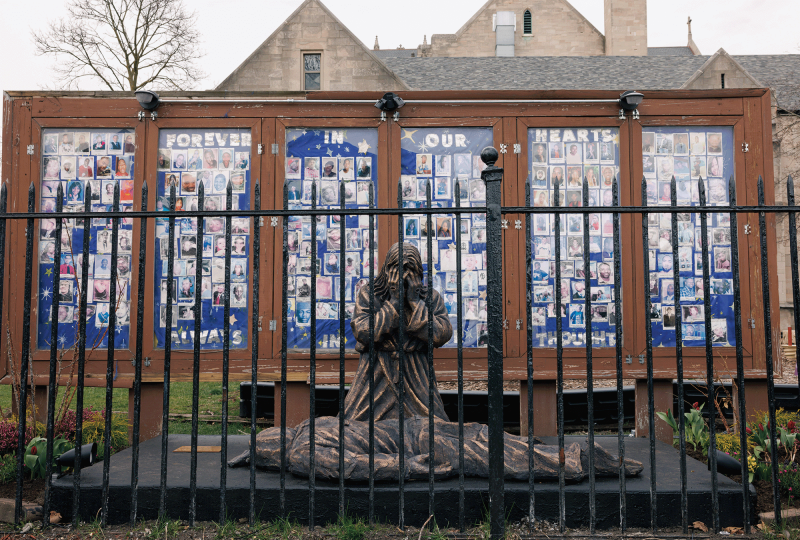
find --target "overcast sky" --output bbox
[0,0,798,93]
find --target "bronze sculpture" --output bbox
[230,242,642,481]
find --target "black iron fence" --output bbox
[3,146,798,538]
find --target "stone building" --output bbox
[217,0,800,333]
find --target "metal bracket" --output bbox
[503,320,508,330]
[131,357,151,367]
[744,224,752,235]
[26,145,35,155]
[513,143,521,154]
[271,216,279,227]
[499,144,508,154]
[393,111,400,122]
[748,317,756,329]
[137,111,145,122]
[618,109,626,120]
[258,316,263,332]
[259,217,264,227]
[269,320,277,331]
[625,355,632,364]
[150,111,158,121]
[514,220,522,230]
[742,142,749,153]
[257,144,264,155]
[501,219,509,229]
[638,354,645,365]
[271,143,279,154]
[516,319,522,330]
[380,111,387,122]
[632,110,640,120]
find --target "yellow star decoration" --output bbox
[479,290,487,299]
[45,268,53,276]
[401,129,418,143]
[357,139,371,155]
[229,314,238,325]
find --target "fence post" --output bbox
[481,147,505,539]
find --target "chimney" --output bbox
[604,0,647,56]
[493,11,516,57]
[686,17,701,55]
[373,36,379,50]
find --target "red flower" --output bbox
[30,446,36,455]
[693,402,700,410]
[746,427,753,435]
[759,423,764,432]
[789,420,796,432]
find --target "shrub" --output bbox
[54,406,103,442]
[716,432,741,456]
[80,410,129,459]
[0,454,16,483]
[0,418,45,455]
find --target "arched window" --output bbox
[523,9,532,34]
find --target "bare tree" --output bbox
[32,0,205,91]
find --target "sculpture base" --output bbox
[51,434,755,529]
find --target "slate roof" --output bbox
[647,47,695,56]
[382,54,800,109]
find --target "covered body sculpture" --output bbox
[230,243,642,481]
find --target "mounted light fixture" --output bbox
[618,90,644,120]
[374,92,405,121]
[135,90,161,121]
[55,442,98,476]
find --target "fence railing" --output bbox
[3,146,797,539]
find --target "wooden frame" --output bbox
[0,89,778,384]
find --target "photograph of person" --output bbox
[674,133,689,155]
[66,180,84,204]
[708,156,723,178]
[44,133,59,154]
[231,284,246,307]
[339,157,354,180]
[219,148,234,170]
[566,143,582,164]
[656,134,673,154]
[235,152,249,170]
[57,132,74,154]
[691,156,707,179]
[416,154,432,176]
[185,149,202,170]
[436,217,453,240]
[77,156,94,179]
[707,133,723,155]
[231,236,246,256]
[532,143,547,163]
[356,158,372,178]
[472,155,486,178]
[171,150,187,170]
[123,134,135,154]
[181,172,197,195]
[642,133,655,154]
[108,134,122,154]
[469,179,486,201]
[304,157,320,179]
[230,172,245,193]
[549,142,564,161]
[114,156,130,178]
[690,133,706,155]
[285,157,301,180]
[96,156,112,178]
[322,158,338,178]
[435,177,451,199]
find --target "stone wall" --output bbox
[426,0,604,58]
[217,0,406,92]
[603,0,647,56]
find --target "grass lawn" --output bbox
[0,381,240,421]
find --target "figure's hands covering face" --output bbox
[405,273,422,305]
[387,266,403,312]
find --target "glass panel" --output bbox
[643,127,735,347]
[527,127,621,348]
[153,128,252,350]
[38,128,136,350]
[284,127,379,350]
[304,54,321,72]
[400,127,494,348]
[305,73,320,91]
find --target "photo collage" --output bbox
[643,127,734,347]
[284,128,379,350]
[154,128,252,350]
[37,128,136,350]
[527,128,621,348]
[400,127,493,348]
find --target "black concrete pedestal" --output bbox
[50,434,755,529]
